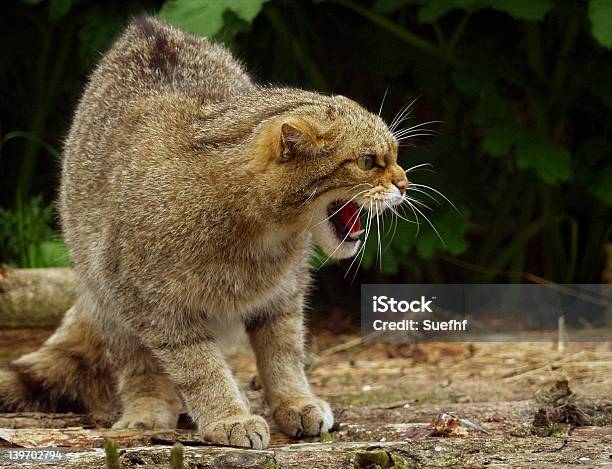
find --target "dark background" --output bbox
[1,0,611,321]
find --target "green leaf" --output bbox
[490,0,553,21]
[418,0,481,23]
[158,0,269,38]
[484,129,573,184]
[588,164,612,205]
[451,69,509,126]
[472,91,510,127]
[589,0,612,48]
[360,213,419,272]
[415,207,469,259]
[417,0,553,23]
[482,126,518,156]
[515,136,572,184]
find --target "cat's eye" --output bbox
[357,154,375,171]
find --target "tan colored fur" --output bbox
[0,17,407,448]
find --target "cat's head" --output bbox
[252,94,408,259]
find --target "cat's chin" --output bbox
[311,221,361,259]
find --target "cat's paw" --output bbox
[273,396,333,437]
[112,397,179,430]
[202,414,270,449]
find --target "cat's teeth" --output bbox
[350,229,365,239]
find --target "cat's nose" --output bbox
[394,176,409,194]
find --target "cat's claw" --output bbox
[202,414,270,449]
[273,396,333,437]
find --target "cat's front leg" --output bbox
[153,340,269,449]
[247,301,333,437]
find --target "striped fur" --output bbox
[0,17,407,448]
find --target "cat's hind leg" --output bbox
[105,328,181,430]
[0,303,114,414]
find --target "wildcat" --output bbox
[0,16,408,448]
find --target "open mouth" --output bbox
[327,201,364,242]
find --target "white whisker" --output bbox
[396,132,439,141]
[389,103,412,131]
[381,201,399,253]
[375,202,382,270]
[341,182,374,194]
[410,183,459,212]
[298,187,318,207]
[346,200,373,281]
[395,131,439,140]
[389,96,420,132]
[378,86,389,117]
[400,201,420,237]
[407,186,441,205]
[394,120,444,136]
[409,202,446,246]
[404,162,433,174]
[405,196,433,211]
[354,200,374,281]
[388,203,418,225]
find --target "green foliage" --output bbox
[483,127,571,184]
[169,443,185,469]
[104,438,121,469]
[414,0,554,23]
[102,438,185,469]
[1,0,611,286]
[482,127,518,156]
[359,206,469,274]
[589,0,612,48]
[414,208,470,260]
[489,0,553,21]
[158,0,269,38]
[514,134,571,185]
[418,0,473,23]
[0,196,70,268]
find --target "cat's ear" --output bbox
[279,122,313,160]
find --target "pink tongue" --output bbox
[338,202,361,233]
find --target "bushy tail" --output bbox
[0,305,115,413]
